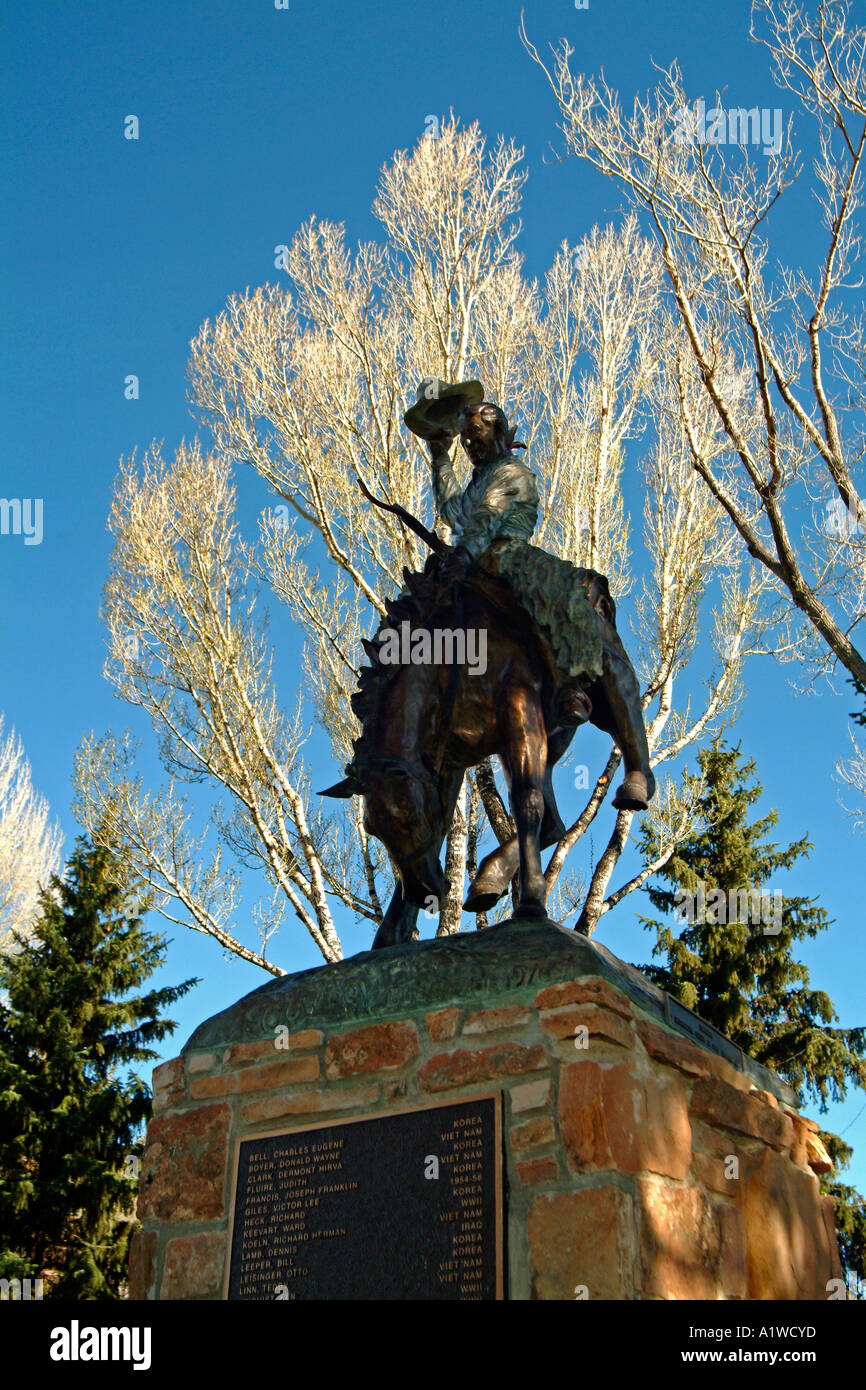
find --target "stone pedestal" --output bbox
[130,918,842,1300]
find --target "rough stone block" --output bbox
[241,1084,379,1126]
[509,1078,551,1114]
[821,1195,844,1283]
[239,1055,319,1091]
[534,975,633,1019]
[540,1003,633,1050]
[738,1146,839,1299]
[751,1087,778,1108]
[806,1131,833,1174]
[690,1121,745,1196]
[517,1156,559,1187]
[692,1149,741,1198]
[783,1108,819,1134]
[190,1054,319,1099]
[285,1029,324,1051]
[528,1187,633,1300]
[325,1021,419,1078]
[161,1233,226,1300]
[637,1178,722,1300]
[138,1103,230,1224]
[152,1057,185,1111]
[223,1032,323,1067]
[426,1007,460,1040]
[635,1017,711,1079]
[462,1004,531,1034]
[559,1061,691,1180]
[690,1076,794,1150]
[187,1073,236,1100]
[223,1040,281,1066]
[718,1202,747,1299]
[509,1116,556,1152]
[186,1052,217,1074]
[787,1113,811,1168]
[418,1043,546,1093]
[636,1017,751,1092]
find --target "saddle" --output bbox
[420,553,602,739]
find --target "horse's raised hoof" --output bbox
[612,770,656,812]
[464,891,502,913]
[464,858,513,913]
[464,887,504,913]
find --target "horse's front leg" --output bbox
[464,837,520,912]
[372,882,419,950]
[464,727,573,913]
[501,686,548,918]
[587,617,655,810]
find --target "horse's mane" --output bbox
[347,556,445,781]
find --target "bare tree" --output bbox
[0,714,63,952]
[522,0,866,696]
[837,722,866,827]
[74,118,766,961]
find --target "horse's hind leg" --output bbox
[589,617,655,810]
[372,883,419,950]
[502,685,548,918]
[464,727,572,913]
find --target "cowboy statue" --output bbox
[322,377,656,948]
[410,378,655,800]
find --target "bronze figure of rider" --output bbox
[405,378,655,812]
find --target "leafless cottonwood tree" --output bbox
[74,119,769,969]
[522,0,865,696]
[0,714,63,952]
[837,720,866,827]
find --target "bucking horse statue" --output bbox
[321,379,655,949]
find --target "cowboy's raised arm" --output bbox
[426,432,463,530]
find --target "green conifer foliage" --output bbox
[0,838,197,1298]
[848,676,866,728]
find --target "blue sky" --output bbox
[1,0,864,1187]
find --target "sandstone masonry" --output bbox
[129,919,842,1301]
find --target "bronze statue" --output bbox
[322,380,655,949]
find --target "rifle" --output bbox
[355,475,461,775]
[355,475,448,556]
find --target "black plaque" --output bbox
[664,996,744,1069]
[225,1094,503,1300]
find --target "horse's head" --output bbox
[321,756,446,907]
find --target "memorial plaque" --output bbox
[225,1094,504,1300]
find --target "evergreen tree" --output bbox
[822,1132,866,1300]
[636,742,866,1294]
[0,838,197,1298]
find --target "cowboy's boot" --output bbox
[550,680,593,732]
